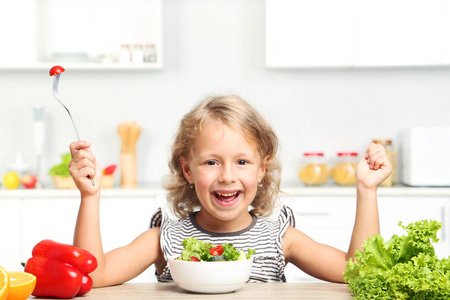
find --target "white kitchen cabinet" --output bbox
[1,186,449,284]
[0,199,22,271]
[266,0,354,68]
[21,198,80,262]
[281,193,450,282]
[0,191,161,283]
[282,196,355,283]
[99,197,160,283]
[0,0,163,70]
[378,197,449,259]
[266,0,450,68]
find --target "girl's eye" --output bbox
[237,160,248,165]
[205,160,218,166]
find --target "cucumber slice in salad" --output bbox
[177,237,254,262]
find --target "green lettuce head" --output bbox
[344,220,450,299]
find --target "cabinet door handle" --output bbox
[296,212,330,217]
[441,207,446,242]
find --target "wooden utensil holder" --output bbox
[118,121,141,188]
[121,152,137,188]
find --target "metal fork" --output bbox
[52,73,95,186]
[53,74,81,140]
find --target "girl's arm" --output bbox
[346,142,392,260]
[69,141,164,287]
[283,143,391,283]
[69,140,104,275]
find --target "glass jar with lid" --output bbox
[298,152,330,186]
[132,44,144,64]
[331,152,358,186]
[119,44,131,64]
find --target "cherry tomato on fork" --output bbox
[49,65,65,76]
[209,245,224,256]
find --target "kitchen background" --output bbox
[1,0,450,186]
[1,0,450,284]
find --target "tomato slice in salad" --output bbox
[209,245,224,256]
[190,256,200,262]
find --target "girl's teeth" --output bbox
[217,192,237,197]
[215,191,239,204]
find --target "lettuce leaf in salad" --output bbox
[344,220,450,299]
[179,237,213,261]
[222,243,255,261]
[177,237,255,262]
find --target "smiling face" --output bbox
[180,122,268,232]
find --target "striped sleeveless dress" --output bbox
[150,205,295,282]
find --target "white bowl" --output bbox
[168,258,253,294]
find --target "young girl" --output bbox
[69,95,391,287]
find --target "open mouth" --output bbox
[214,191,241,206]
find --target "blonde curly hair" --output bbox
[163,95,282,219]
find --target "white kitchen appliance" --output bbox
[401,127,450,186]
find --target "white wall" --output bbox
[1,0,450,187]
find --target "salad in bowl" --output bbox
[176,237,254,262]
[168,237,255,294]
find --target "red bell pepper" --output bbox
[103,164,117,175]
[24,239,98,298]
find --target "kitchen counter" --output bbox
[34,283,353,299]
[2,183,450,198]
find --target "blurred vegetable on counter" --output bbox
[2,172,20,189]
[49,153,71,177]
[49,153,76,189]
[101,164,117,189]
[103,164,117,175]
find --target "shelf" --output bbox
[0,0,163,70]
[0,62,163,72]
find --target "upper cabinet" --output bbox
[0,0,163,70]
[266,0,450,68]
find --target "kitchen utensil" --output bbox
[49,66,81,140]
[33,106,45,188]
[49,65,95,186]
[118,121,141,188]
